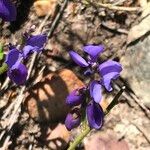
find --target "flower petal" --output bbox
[22,45,37,59]
[90,80,102,103]
[8,62,28,85]
[26,34,47,49]
[69,51,89,67]
[5,49,21,68]
[66,89,84,107]
[101,72,119,91]
[65,109,81,131]
[99,60,122,91]
[0,0,16,21]
[83,45,104,62]
[86,101,104,129]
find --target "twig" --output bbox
[130,93,150,118]
[105,86,125,114]
[1,135,11,150]
[132,122,150,144]
[101,22,128,34]
[84,0,141,12]
[2,99,16,119]
[1,78,10,90]
[47,0,69,37]
[28,135,34,150]
[114,83,150,119]
[98,3,140,11]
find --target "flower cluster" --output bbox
[65,45,122,130]
[5,34,47,85]
[0,0,16,21]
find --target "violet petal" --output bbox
[5,49,21,68]
[102,72,119,91]
[90,80,102,103]
[26,34,47,49]
[69,51,89,67]
[83,45,104,62]
[86,101,104,129]
[65,109,81,131]
[8,61,28,85]
[66,89,83,107]
[22,45,38,59]
[99,60,122,91]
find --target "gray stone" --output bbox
[121,35,150,104]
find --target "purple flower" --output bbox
[65,44,122,131]
[66,89,84,107]
[83,45,104,62]
[22,34,47,58]
[98,60,122,91]
[86,101,104,129]
[4,34,47,85]
[0,0,16,21]
[90,80,102,103]
[65,108,81,131]
[5,49,21,68]
[69,45,104,67]
[8,61,28,85]
[69,51,89,67]
[22,45,38,59]
[26,34,47,49]
[5,49,27,85]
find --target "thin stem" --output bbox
[68,126,91,150]
[47,0,68,37]
[105,86,125,115]
[67,86,125,150]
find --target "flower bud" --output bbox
[65,108,81,131]
[66,89,84,107]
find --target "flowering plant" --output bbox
[65,45,122,130]
[65,45,123,149]
[5,34,47,85]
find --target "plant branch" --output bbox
[68,126,91,150]
[67,86,125,150]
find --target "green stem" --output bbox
[105,86,125,115]
[0,63,8,75]
[67,86,125,150]
[68,126,91,150]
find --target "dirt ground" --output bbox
[0,0,150,149]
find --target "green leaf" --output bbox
[0,52,4,60]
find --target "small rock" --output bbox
[34,0,57,17]
[25,69,84,123]
[46,123,70,149]
[85,133,129,150]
